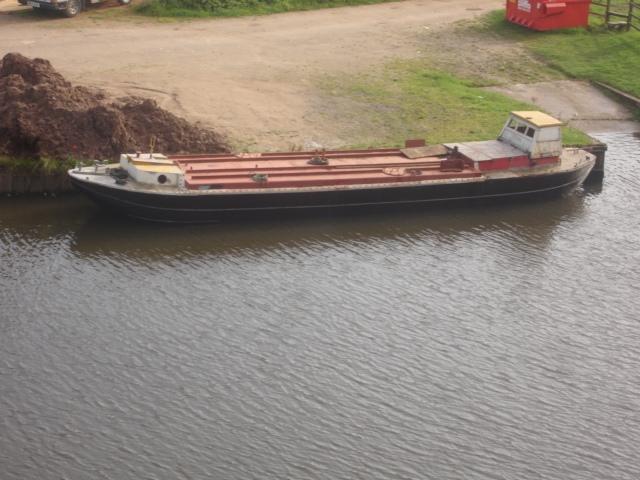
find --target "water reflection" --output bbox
[76,201,590,257]
[0,186,595,262]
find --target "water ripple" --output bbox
[1,133,639,480]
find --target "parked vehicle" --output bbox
[18,0,131,18]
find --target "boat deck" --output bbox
[169,147,481,190]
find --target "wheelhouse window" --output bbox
[506,119,535,138]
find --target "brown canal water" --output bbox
[1,132,639,480]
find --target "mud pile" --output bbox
[0,53,228,161]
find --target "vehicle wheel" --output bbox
[63,0,81,17]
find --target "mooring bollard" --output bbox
[582,143,607,181]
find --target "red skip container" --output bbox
[506,0,592,31]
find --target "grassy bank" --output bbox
[0,156,78,175]
[318,61,592,148]
[135,0,394,18]
[132,6,624,149]
[0,156,78,194]
[475,11,640,99]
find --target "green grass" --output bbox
[319,61,592,148]
[475,10,640,99]
[0,156,79,175]
[135,0,396,18]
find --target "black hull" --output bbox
[70,163,593,223]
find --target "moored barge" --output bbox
[69,111,596,223]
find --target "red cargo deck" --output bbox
[170,147,485,191]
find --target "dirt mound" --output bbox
[0,53,229,161]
